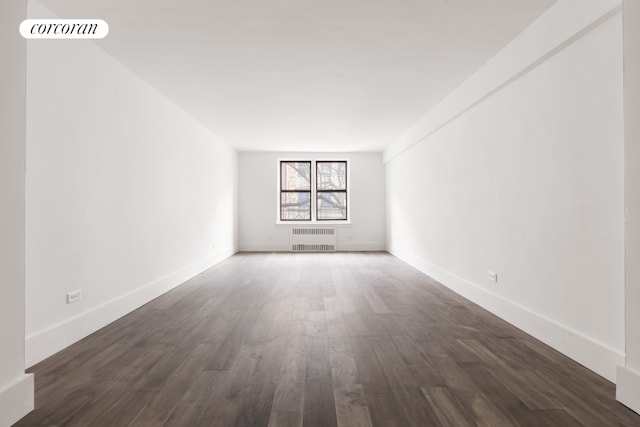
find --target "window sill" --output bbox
[276,221,352,227]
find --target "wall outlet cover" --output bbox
[67,289,82,304]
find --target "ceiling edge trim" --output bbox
[383,0,622,164]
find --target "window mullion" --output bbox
[312,160,316,221]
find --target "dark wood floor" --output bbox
[16,252,640,426]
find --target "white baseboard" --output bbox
[388,245,624,382]
[338,242,385,251]
[25,247,236,368]
[617,366,640,414]
[239,241,385,252]
[238,242,290,252]
[0,374,34,427]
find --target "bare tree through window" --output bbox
[280,161,311,220]
[279,160,348,222]
[316,161,347,220]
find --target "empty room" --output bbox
[2,0,640,426]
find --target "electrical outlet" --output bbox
[488,271,498,283]
[67,289,82,304]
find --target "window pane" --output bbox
[281,161,311,191]
[317,192,347,220]
[317,161,346,191]
[281,192,311,220]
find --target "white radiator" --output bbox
[290,227,336,252]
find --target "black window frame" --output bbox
[279,160,312,222]
[316,160,348,221]
[278,159,349,223]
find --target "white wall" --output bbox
[385,0,625,382]
[0,2,35,425]
[238,152,385,251]
[617,0,640,413]
[25,0,237,367]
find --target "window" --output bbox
[279,160,348,222]
[316,161,347,220]
[280,161,311,221]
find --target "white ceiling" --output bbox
[40,0,556,152]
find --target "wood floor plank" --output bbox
[363,392,410,427]
[422,386,476,427]
[162,400,200,427]
[164,369,222,425]
[16,253,640,427]
[349,337,392,395]
[268,410,302,427]
[249,335,288,385]
[389,384,442,427]
[306,335,332,381]
[196,344,262,426]
[371,337,419,387]
[95,391,153,427]
[459,361,539,424]
[271,334,306,417]
[234,382,277,427]
[416,336,552,426]
[329,342,373,427]
[303,378,338,427]
[455,339,561,411]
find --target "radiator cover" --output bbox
[290,227,336,252]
